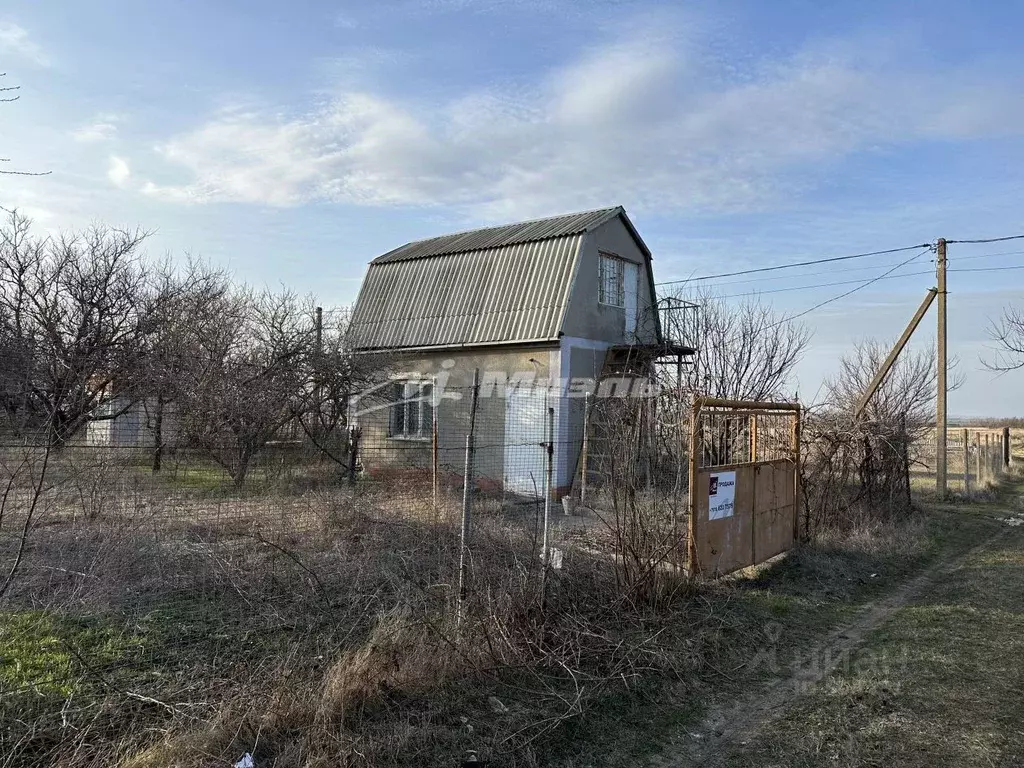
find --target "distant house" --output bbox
[347,206,693,497]
[87,397,180,449]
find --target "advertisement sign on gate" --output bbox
[708,471,736,520]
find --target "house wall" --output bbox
[86,398,180,448]
[560,216,661,346]
[352,346,560,493]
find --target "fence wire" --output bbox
[0,378,696,766]
[910,427,1011,492]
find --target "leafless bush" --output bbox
[0,457,696,767]
[584,395,690,602]
[801,340,941,536]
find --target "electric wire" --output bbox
[714,269,934,300]
[700,251,1024,290]
[947,234,1024,244]
[949,265,1024,273]
[654,243,932,285]
[760,246,935,329]
[698,261,930,289]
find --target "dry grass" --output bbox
[0,453,699,767]
[4,445,1008,767]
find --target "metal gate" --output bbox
[687,398,801,576]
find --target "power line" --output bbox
[676,249,1024,291]
[699,260,931,288]
[949,265,1024,273]
[947,234,1024,245]
[715,269,934,300]
[714,262,1024,297]
[654,243,932,286]
[946,249,1024,262]
[761,246,934,329]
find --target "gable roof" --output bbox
[349,206,651,351]
[370,206,642,264]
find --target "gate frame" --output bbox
[687,397,802,575]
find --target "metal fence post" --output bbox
[793,406,802,541]
[962,428,970,494]
[456,369,480,627]
[687,399,701,576]
[542,405,555,570]
[432,389,439,519]
[580,393,591,507]
[976,432,983,487]
[347,426,361,486]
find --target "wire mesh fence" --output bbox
[0,372,701,766]
[6,356,1002,765]
[910,426,1012,493]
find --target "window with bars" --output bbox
[598,252,625,307]
[389,380,434,439]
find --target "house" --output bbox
[347,206,694,497]
[86,397,180,449]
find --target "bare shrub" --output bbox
[802,340,942,536]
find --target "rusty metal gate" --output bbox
[687,398,801,576]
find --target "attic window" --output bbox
[599,253,625,308]
[389,380,434,440]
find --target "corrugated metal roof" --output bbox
[372,206,623,264]
[350,234,583,350]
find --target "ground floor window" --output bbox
[389,380,434,439]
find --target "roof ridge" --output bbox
[406,206,621,246]
[371,206,624,264]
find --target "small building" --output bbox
[86,397,180,449]
[348,206,693,496]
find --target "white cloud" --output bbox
[334,12,358,29]
[141,32,1024,217]
[71,115,121,143]
[0,22,48,66]
[107,156,131,187]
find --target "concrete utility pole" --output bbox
[936,239,948,498]
[855,289,937,419]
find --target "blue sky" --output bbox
[2,0,1024,415]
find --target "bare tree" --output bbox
[172,286,313,487]
[0,73,50,177]
[141,258,231,470]
[801,340,955,533]
[0,210,152,445]
[294,307,380,468]
[826,340,940,435]
[671,287,810,400]
[984,305,1024,371]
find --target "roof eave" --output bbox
[352,336,563,355]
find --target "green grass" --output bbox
[552,478,1014,767]
[0,610,144,696]
[5,468,1019,767]
[722,478,1024,767]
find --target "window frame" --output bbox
[388,378,434,441]
[598,251,626,308]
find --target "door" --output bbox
[504,386,549,496]
[624,261,639,339]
